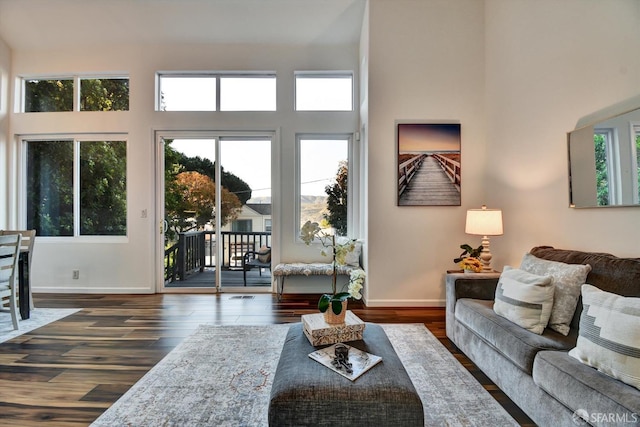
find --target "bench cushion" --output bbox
[273,262,361,277]
[268,323,423,426]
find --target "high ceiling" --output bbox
[0,0,366,50]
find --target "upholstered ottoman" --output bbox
[268,323,424,426]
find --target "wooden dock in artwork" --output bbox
[398,154,461,205]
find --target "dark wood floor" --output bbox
[0,293,535,426]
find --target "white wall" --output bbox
[8,43,359,293]
[485,0,640,267]
[365,0,640,307]
[366,0,486,306]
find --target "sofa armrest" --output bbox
[445,272,500,343]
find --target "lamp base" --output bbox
[479,236,493,271]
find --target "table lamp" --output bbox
[465,205,503,271]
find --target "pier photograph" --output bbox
[397,122,461,206]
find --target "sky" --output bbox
[171,138,347,199]
[398,123,461,153]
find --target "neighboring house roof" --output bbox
[245,203,272,216]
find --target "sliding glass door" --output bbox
[157,132,272,292]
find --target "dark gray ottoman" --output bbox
[268,323,424,426]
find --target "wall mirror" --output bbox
[568,98,640,208]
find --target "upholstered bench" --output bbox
[272,263,363,300]
[268,323,424,426]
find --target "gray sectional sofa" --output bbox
[446,246,640,426]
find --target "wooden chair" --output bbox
[0,234,22,330]
[0,230,36,310]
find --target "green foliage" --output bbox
[79,141,127,235]
[594,134,609,206]
[453,244,483,263]
[24,79,73,112]
[26,141,74,236]
[80,78,129,111]
[26,140,126,236]
[324,160,348,236]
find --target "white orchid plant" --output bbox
[300,220,365,315]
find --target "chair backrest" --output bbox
[0,230,35,270]
[0,234,22,286]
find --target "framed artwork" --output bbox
[397,122,461,206]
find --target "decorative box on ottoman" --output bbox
[301,310,365,346]
[268,323,424,427]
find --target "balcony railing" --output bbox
[165,231,272,283]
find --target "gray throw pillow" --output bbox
[493,266,554,335]
[520,253,591,336]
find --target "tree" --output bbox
[170,171,242,231]
[594,134,609,206]
[324,161,348,236]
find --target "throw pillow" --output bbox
[257,246,271,263]
[520,252,591,336]
[568,284,640,391]
[336,237,362,267]
[493,266,554,335]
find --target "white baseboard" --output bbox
[363,298,445,308]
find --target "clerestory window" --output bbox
[22,76,129,112]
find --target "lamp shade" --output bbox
[465,206,503,236]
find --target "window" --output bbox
[26,137,127,236]
[22,76,129,112]
[232,219,252,232]
[80,78,129,111]
[594,130,613,206]
[295,72,353,111]
[298,135,352,237]
[157,73,276,111]
[159,75,217,111]
[24,79,73,112]
[264,219,272,233]
[220,76,276,111]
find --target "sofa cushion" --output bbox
[455,298,576,374]
[533,351,640,424]
[568,284,640,390]
[493,266,554,334]
[520,252,591,336]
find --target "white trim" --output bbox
[364,298,446,308]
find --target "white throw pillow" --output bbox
[568,284,640,390]
[336,237,362,267]
[493,266,554,335]
[520,253,591,336]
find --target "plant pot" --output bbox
[323,300,348,324]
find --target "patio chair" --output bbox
[0,234,22,330]
[242,246,271,286]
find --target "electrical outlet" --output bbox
[73,270,79,280]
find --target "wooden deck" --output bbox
[399,155,460,205]
[166,267,272,288]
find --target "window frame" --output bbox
[295,133,359,242]
[20,75,129,113]
[20,133,129,242]
[294,71,354,112]
[156,71,277,112]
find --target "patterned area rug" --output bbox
[0,308,81,344]
[91,323,518,427]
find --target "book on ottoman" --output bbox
[301,310,366,346]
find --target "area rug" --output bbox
[91,323,518,427]
[0,308,81,344]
